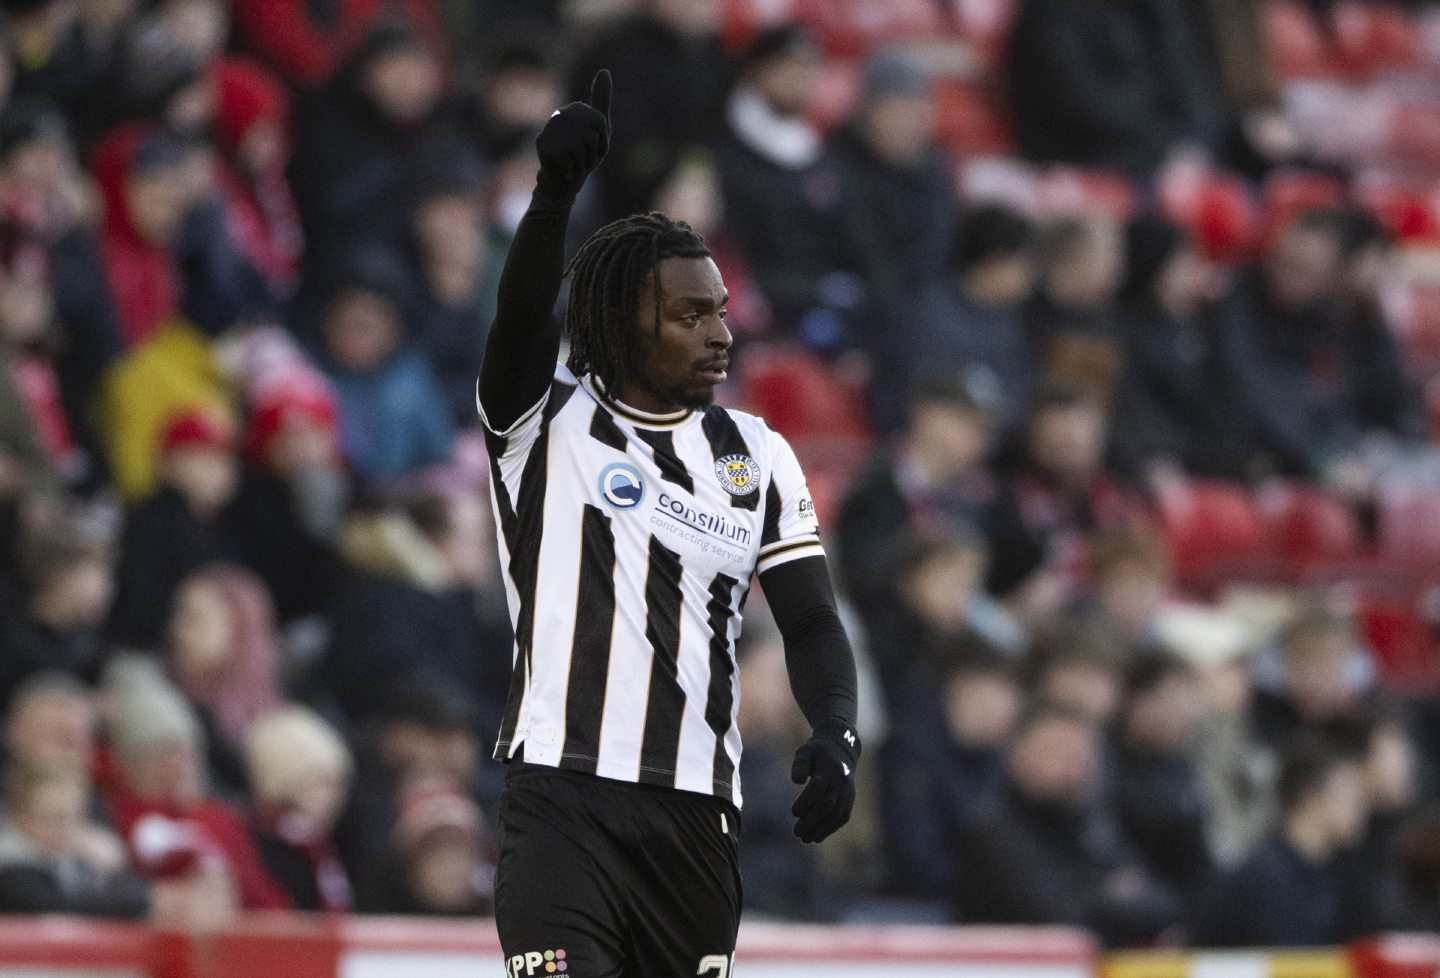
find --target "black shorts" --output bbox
[494,760,743,978]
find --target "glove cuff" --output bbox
[532,173,579,209]
[813,717,861,764]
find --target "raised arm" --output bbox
[758,554,861,844]
[477,70,611,433]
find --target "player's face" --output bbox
[621,256,731,412]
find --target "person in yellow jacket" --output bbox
[99,318,235,502]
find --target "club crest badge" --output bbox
[715,454,761,496]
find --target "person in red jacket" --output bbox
[230,0,448,88]
[101,664,288,909]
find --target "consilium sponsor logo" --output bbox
[657,492,752,544]
[598,463,645,509]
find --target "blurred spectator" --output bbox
[1400,806,1440,929]
[0,762,148,916]
[1252,604,1377,748]
[287,21,464,305]
[4,0,124,139]
[108,409,240,647]
[336,678,481,896]
[165,565,283,797]
[908,205,1038,435]
[1025,620,1126,725]
[317,266,455,481]
[2,672,97,776]
[230,0,447,89]
[958,703,1181,944]
[1007,0,1228,176]
[1027,215,1125,408]
[1333,706,1422,933]
[828,48,952,363]
[102,668,288,908]
[836,374,997,620]
[0,261,70,498]
[571,0,731,223]
[1198,734,1372,945]
[1079,526,1175,651]
[365,776,495,915]
[717,26,846,345]
[734,612,846,921]
[884,529,1023,717]
[0,525,113,710]
[463,44,560,163]
[1184,0,1304,177]
[0,98,124,471]
[1193,642,1280,868]
[1212,210,1369,480]
[651,152,769,339]
[984,381,1144,615]
[878,640,1021,901]
[1330,209,1425,447]
[1111,216,1250,481]
[404,160,497,427]
[211,59,303,300]
[245,706,352,912]
[1112,654,1215,892]
[323,490,510,734]
[90,126,196,347]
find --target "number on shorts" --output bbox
[697,954,731,978]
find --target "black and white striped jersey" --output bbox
[480,363,823,806]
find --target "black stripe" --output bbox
[704,573,739,800]
[560,505,616,773]
[635,429,694,493]
[638,536,686,785]
[588,404,628,452]
[760,477,784,547]
[701,406,760,511]
[495,379,577,753]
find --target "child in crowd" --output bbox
[245,706,352,912]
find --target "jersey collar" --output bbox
[585,375,695,429]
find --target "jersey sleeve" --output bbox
[476,363,567,459]
[756,427,825,574]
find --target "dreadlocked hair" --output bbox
[564,211,710,394]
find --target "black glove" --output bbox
[535,69,611,201]
[790,717,860,844]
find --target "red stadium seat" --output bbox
[1378,486,1440,569]
[1262,170,1346,238]
[1385,102,1440,170]
[934,79,1014,157]
[737,346,873,444]
[1358,593,1435,682]
[1354,175,1440,242]
[1159,167,1262,262]
[1331,2,1425,78]
[1267,0,1335,79]
[1157,480,1270,582]
[1037,167,1137,222]
[1254,484,1365,572]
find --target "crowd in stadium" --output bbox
[2,0,1440,950]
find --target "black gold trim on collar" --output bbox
[586,376,694,429]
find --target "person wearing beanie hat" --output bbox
[245,706,353,912]
[101,669,289,910]
[823,45,951,364]
[106,406,241,648]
